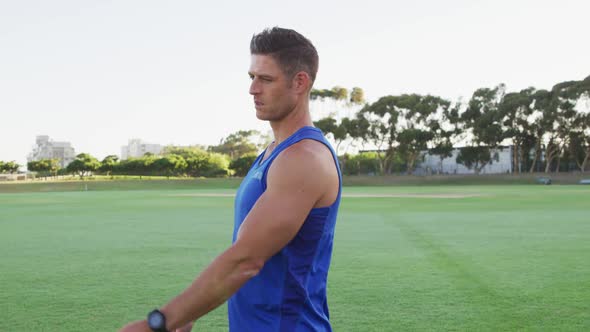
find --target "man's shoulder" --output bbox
[267,138,337,193]
[276,138,334,170]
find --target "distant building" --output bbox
[358,145,513,175]
[27,135,76,168]
[415,146,513,175]
[121,139,163,160]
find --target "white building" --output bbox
[415,146,513,175]
[121,139,163,160]
[27,135,76,168]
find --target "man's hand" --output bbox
[118,320,150,332]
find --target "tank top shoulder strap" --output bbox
[260,126,340,191]
[276,126,326,152]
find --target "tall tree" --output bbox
[358,96,400,174]
[429,138,454,174]
[48,159,61,177]
[568,128,590,172]
[0,161,19,173]
[163,146,207,159]
[349,87,365,105]
[66,153,101,179]
[398,129,434,174]
[542,80,580,172]
[347,114,371,149]
[310,86,366,155]
[525,89,552,173]
[310,86,348,102]
[153,155,187,178]
[457,85,506,174]
[429,100,460,174]
[173,149,230,178]
[313,117,338,136]
[27,159,60,178]
[313,117,353,155]
[566,77,590,172]
[209,130,260,160]
[27,160,44,176]
[393,94,450,174]
[117,158,143,177]
[99,155,119,177]
[331,86,348,101]
[499,88,540,173]
[456,147,500,174]
[229,153,258,177]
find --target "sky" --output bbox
[1,0,589,167]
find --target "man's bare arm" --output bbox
[123,142,333,331]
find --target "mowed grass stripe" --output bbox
[0,191,234,331]
[332,189,590,331]
[1,186,589,331]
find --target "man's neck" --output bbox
[269,101,313,145]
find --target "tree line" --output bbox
[0,161,20,174]
[3,75,588,178]
[19,130,265,179]
[311,75,590,174]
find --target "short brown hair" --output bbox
[250,27,319,84]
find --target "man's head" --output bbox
[250,27,318,87]
[248,27,319,121]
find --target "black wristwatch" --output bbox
[147,309,168,332]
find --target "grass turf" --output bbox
[1,185,589,331]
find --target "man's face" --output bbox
[248,54,297,121]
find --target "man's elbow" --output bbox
[226,244,266,280]
[237,258,265,278]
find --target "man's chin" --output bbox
[256,109,290,122]
[255,111,273,121]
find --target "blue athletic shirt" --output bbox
[228,126,342,332]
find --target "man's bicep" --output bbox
[234,152,325,261]
[234,187,315,260]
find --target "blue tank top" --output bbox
[228,126,342,332]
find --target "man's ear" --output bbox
[292,71,312,94]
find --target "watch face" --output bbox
[149,313,163,326]
[148,310,165,330]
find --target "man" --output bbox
[120,27,341,332]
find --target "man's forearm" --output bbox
[160,245,264,331]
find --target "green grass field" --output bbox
[1,184,589,331]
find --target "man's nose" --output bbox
[249,79,260,95]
